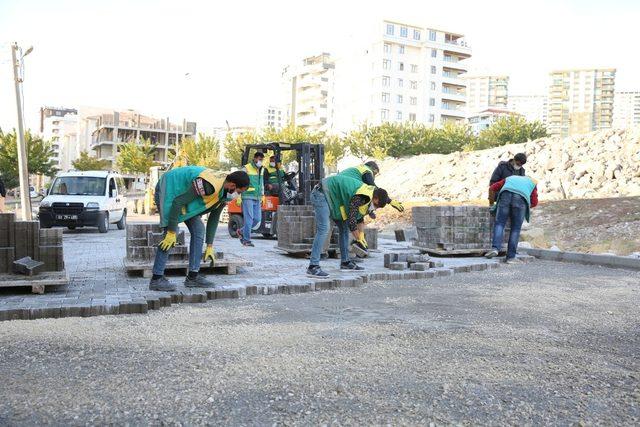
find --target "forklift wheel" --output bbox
[228,215,243,238]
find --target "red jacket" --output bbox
[489,179,538,207]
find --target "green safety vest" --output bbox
[324,175,375,221]
[243,162,263,199]
[264,165,285,184]
[339,165,373,182]
[158,166,226,227]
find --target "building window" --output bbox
[399,45,405,54]
[429,114,435,122]
[429,98,435,106]
[400,27,408,37]
[382,76,390,87]
[398,78,404,87]
[381,109,389,120]
[397,111,403,120]
[431,48,437,58]
[386,24,394,35]
[429,30,436,41]
[430,82,436,90]
[430,65,436,74]
[382,92,390,103]
[384,43,391,53]
[413,29,421,40]
[397,95,403,104]
[411,64,418,73]
[399,62,404,71]
[410,80,418,90]
[409,113,417,121]
[383,59,391,70]
[410,96,417,105]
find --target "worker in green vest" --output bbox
[235,152,265,247]
[306,174,390,278]
[263,155,285,195]
[151,167,250,291]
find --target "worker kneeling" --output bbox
[150,167,250,291]
[307,175,389,278]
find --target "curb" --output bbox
[520,248,640,271]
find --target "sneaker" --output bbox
[306,265,329,278]
[504,258,518,264]
[242,241,255,247]
[484,249,499,259]
[149,276,176,292]
[184,275,217,288]
[340,261,365,272]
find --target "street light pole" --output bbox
[11,42,32,220]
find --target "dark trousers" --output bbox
[492,191,526,259]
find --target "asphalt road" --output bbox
[0,260,638,425]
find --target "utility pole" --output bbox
[11,42,32,220]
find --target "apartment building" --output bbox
[41,109,78,172]
[332,20,472,133]
[258,105,285,130]
[91,110,196,167]
[467,108,519,135]
[547,68,616,137]
[464,75,509,113]
[507,95,548,124]
[39,106,77,133]
[282,53,335,133]
[613,91,640,129]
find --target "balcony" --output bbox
[442,72,465,86]
[441,87,466,102]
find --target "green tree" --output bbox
[470,116,548,150]
[172,133,222,169]
[116,138,157,176]
[0,129,57,188]
[223,130,260,166]
[72,151,111,171]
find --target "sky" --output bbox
[0,0,639,133]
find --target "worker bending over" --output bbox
[485,175,538,263]
[307,174,389,278]
[151,166,250,291]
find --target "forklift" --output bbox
[227,142,325,239]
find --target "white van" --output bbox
[38,171,127,233]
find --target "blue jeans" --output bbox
[309,189,350,266]
[152,216,205,276]
[492,191,527,260]
[241,198,262,242]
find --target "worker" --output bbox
[0,174,5,212]
[263,155,285,196]
[306,174,389,278]
[150,167,250,291]
[338,160,404,256]
[237,152,265,247]
[485,175,539,263]
[489,152,527,185]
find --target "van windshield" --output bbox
[50,177,106,196]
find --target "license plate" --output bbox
[56,214,77,220]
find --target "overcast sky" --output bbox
[0,0,638,133]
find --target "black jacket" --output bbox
[490,160,525,185]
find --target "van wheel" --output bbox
[98,213,109,233]
[116,210,126,230]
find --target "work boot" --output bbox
[242,241,255,247]
[149,276,176,292]
[340,261,365,272]
[184,274,217,288]
[306,265,329,278]
[484,249,499,258]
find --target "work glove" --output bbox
[261,195,267,206]
[204,245,215,264]
[235,196,242,207]
[390,200,405,213]
[159,231,177,251]
[357,231,368,249]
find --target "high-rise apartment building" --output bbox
[613,91,640,129]
[282,53,335,133]
[464,75,509,113]
[507,95,548,124]
[332,20,472,133]
[547,68,616,137]
[41,109,78,172]
[257,105,285,130]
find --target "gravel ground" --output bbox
[0,260,638,425]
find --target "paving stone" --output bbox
[434,268,454,277]
[384,253,398,268]
[429,261,444,268]
[388,262,407,270]
[453,265,472,273]
[407,254,430,264]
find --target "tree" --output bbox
[116,138,157,176]
[470,115,548,150]
[0,129,57,189]
[72,151,110,171]
[223,130,260,167]
[172,133,222,169]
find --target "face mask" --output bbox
[228,191,240,200]
[368,204,376,214]
[270,162,276,167]
[255,160,263,167]
[514,165,522,170]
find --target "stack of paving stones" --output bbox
[0,213,64,274]
[384,252,443,271]
[363,227,378,250]
[126,223,187,263]
[412,206,508,252]
[276,205,316,252]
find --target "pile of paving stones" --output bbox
[276,205,316,252]
[384,252,444,271]
[126,223,187,262]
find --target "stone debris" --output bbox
[12,257,45,276]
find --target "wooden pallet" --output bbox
[410,245,500,257]
[0,270,69,294]
[123,256,252,278]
